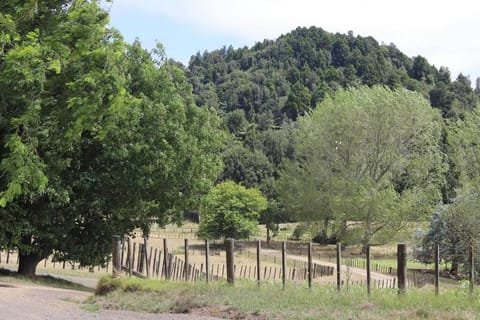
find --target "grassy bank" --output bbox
[89,276,480,320]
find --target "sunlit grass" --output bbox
[90,275,480,319]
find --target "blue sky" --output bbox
[107,0,480,83]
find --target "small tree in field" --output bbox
[198,181,267,239]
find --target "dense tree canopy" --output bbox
[277,87,446,249]
[188,26,478,210]
[419,107,480,273]
[0,0,223,276]
[188,27,479,128]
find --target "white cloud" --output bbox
[111,0,480,78]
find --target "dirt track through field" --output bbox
[260,248,397,283]
[0,281,220,320]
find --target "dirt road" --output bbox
[260,248,397,283]
[0,281,220,320]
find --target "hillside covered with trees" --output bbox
[188,26,479,124]
[187,26,480,248]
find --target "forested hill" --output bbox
[187,26,478,126]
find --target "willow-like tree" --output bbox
[0,1,223,276]
[278,87,446,250]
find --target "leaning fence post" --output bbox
[336,243,341,291]
[112,235,122,278]
[205,239,210,283]
[434,244,439,295]
[225,238,235,285]
[143,237,149,278]
[397,243,407,294]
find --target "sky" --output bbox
[107,0,480,84]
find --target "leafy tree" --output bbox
[416,199,480,275]
[417,106,480,275]
[219,141,274,189]
[223,109,248,136]
[0,1,223,276]
[282,81,312,120]
[278,87,446,250]
[198,181,267,239]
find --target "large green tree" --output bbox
[278,87,446,250]
[0,1,223,276]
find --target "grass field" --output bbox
[89,276,480,320]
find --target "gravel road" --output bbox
[0,281,220,320]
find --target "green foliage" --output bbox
[418,106,480,273]
[188,26,466,129]
[198,181,267,239]
[219,141,274,189]
[278,87,446,247]
[188,26,477,216]
[0,1,223,274]
[282,81,312,120]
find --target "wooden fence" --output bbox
[113,240,476,295]
[117,237,334,283]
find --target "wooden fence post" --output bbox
[225,238,235,285]
[307,242,312,289]
[120,238,125,269]
[143,237,149,278]
[127,237,132,276]
[257,240,261,287]
[469,243,474,294]
[112,235,122,278]
[205,239,210,283]
[138,243,145,274]
[336,243,341,291]
[397,243,407,294]
[163,239,169,279]
[282,242,286,289]
[184,239,189,281]
[434,244,439,295]
[366,244,371,295]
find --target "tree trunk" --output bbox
[17,252,43,277]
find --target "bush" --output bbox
[95,276,122,296]
[291,223,309,240]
